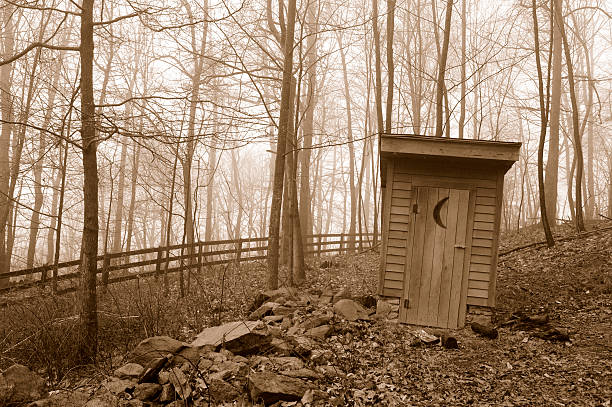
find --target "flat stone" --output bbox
[113,363,144,380]
[333,299,369,321]
[280,368,321,380]
[332,287,351,304]
[263,315,285,323]
[305,325,332,338]
[248,372,312,405]
[133,383,161,401]
[249,302,280,320]
[269,356,304,370]
[0,364,47,405]
[376,300,392,318]
[191,321,271,355]
[299,315,331,331]
[128,336,190,366]
[103,378,135,395]
[206,378,240,403]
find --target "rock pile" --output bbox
[19,286,379,407]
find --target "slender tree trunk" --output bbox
[434,0,454,138]
[268,0,297,289]
[337,33,357,252]
[79,0,99,363]
[458,0,467,139]
[554,1,585,231]
[0,5,15,283]
[531,0,554,247]
[385,0,395,133]
[372,0,384,134]
[125,141,140,253]
[545,0,562,225]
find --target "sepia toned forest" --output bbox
[0,0,611,362]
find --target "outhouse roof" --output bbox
[380,134,521,172]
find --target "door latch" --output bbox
[403,299,409,309]
[412,204,418,214]
[454,244,466,249]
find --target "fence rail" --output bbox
[1,233,376,295]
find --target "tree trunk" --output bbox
[372,0,384,134]
[268,0,297,289]
[385,0,395,133]
[78,0,99,363]
[458,0,467,139]
[434,0,454,138]
[337,32,357,252]
[0,4,15,284]
[531,0,554,247]
[545,0,562,225]
[554,1,585,231]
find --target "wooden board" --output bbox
[400,186,471,329]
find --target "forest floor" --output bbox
[2,221,611,406]
[292,221,612,406]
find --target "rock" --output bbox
[280,316,293,331]
[158,371,170,385]
[27,390,90,407]
[103,378,135,395]
[263,315,284,323]
[191,321,271,355]
[138,356,168,384]
[271,306,296,316]
[128,336,191,366]
[113,363,144,380]
[0,364,47,405]
[441,334,459,349]
[301,389,329,404]
[299,315,331,331]
[531,327,570,342]
[133,383,161,401]
[376,300,392,318]
[269,357,304,371]
[248,372,312,405]
[158,383,175,403]
[249,293,271,312]
[413,329,440,346]
[332,287,351,304]
[305,325,332,338]
[355,295,377,309]
[280,369,321,380]
[84,392,119,407]
[471,322,499,339]
[291,335,317,357]
[267,286,299,300]
[269,338,293,356]
[206,378,240,403]
[168,368,191,400]
[333,299,369,321]
[315,365,346,379]
[310,349,332,365]
[249,302,279,320]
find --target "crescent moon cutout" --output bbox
[433,197,449,229]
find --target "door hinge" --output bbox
[403,299,409,309]
[412,204,419,214]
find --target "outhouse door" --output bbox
[399,186,473,329]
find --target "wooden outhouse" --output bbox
[378,135,520,329]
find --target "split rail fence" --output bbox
[1,233,376,296]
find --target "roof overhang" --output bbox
[380,134,521,174]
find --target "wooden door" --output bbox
[399,187,472,329]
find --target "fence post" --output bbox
[317,235,322,258]
[340,234,345,255]
[155,247,163,279]
[198,242,203,272]
[102,253,111,290]
[235,240,243,264]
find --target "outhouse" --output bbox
[378,135,521,329]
